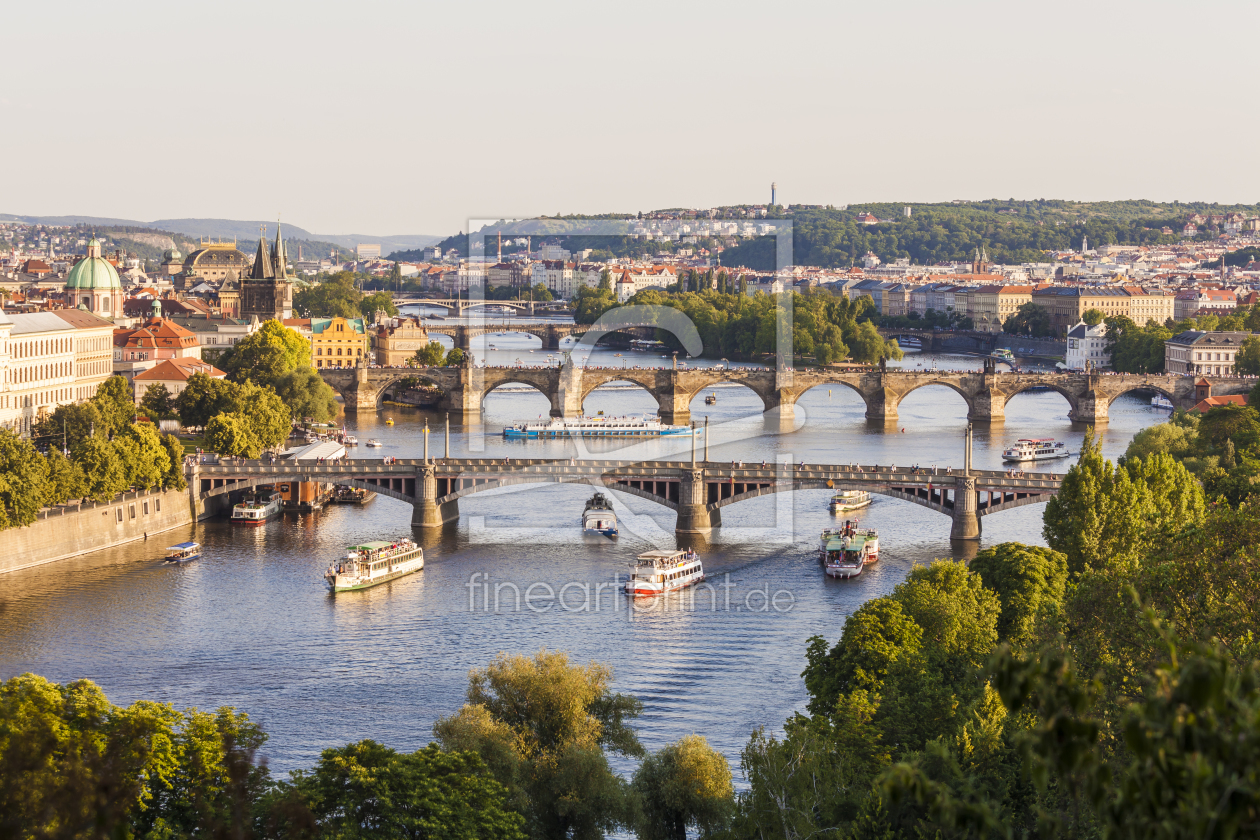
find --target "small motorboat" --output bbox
[704,392,717,405]
[366,439,383,447]
[344,435,359,445]
[165,542,201,563]
[385,418,395,426]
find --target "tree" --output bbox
[138,383,177,420]
[291,741,524,840]
[967,542,1067,651]
[1124,419,1196,461]
[414,341,449,367]
[0,429,51,528]
[360,290,398,319]
[1082,308,1105,326]
[293,271,363,318]
[219,320,311,387]
[445,347,467,367]
[632,735,734,840]
[1003,302,1052,337]
[205,413,261,459]
[176,372,234,430]
[44,449,88,505]
[273,368,340,423]
[73,436,129,501]
[160,433,187,490]
[1235,334,1260,376]
[803,598,922,714]
[94,375,136,437]
[113,423,171,491]
[434,650,643,840]
[31,400,102,452]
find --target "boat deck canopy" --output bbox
[168,542,199,550]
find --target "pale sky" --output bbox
[4,0,1256,236]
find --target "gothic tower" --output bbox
[240,224,293,322]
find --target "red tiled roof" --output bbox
[1193,395,1248,412]
[134,357,225,382]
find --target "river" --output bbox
[0,333,1166,779]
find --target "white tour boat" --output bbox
[581,492,618,537]
[231,491,283,525]
[624,549,703,596]
[819,524,879,578]
[1151,395,1174,411]
[366,439,383,447]
[165,541,201,563]
[344,434,359,445]
[829,490,872,514]
[504,414,694,439]
[1001,438,1073,462]
[324,539,424,592]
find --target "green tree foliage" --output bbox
[433,650,643,840]
[43,449,88,505]
[360,290,398,318]
[413,341,449,367]
[445,347,467,367]
[205,413,261,458]
[0,429,50,527]
[161,432,187,490]
[294,271,364,318]
[1105,315,1171,373]
[967,543,1067,651]
[114,423,171,491]
[219,320,311,387]
[1002,302,1053,337]
[632,735,734,840]
[138,383,177,420]
[1081,308,1105,326]
[73,436,129,502]
[273,367,340,423]
[289,740,525,840]
[30,400,103,452]
[94,375,136,437]
[175,372,234,429]
[573,284,619,325]
[1235,334,1260,376]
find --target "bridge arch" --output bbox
[438,475,679,510]
[197,475,416,505]
[1098,380,1181,409]
[893,379,977,419]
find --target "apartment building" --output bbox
[1164,330,1249,376]
[968,285,1034,333]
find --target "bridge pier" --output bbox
[863,387,899,422]
[412,465,459,528]
[1068,378,1109,425]
[346,366,383,412]
[553,359,584,418]
[968,389,1005,424]
[675,469,719,536]
[949,476,981,541]
[658,381,691,426]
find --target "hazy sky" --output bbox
[4,0,1257,235]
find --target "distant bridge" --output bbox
[423,322,588,351]
[191,457,1063,541]
[319,362,1249,425]
[392,297,541,316]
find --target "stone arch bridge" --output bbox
[319,363,1247,425]
[424,323,587,351]
[192,457,1063,541]
[391,297,540,316]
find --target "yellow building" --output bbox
[310,317,369,368]
[373,317,431,366]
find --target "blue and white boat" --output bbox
[504,414,694,439]
[165,542,200,563]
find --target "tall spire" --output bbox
[250,225,275,280]
[272,221,287,278]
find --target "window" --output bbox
[155,498,160,512]
[129,505,136,519]
[143,502,149,515]
[117,508,124,522]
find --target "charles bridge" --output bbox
[319,361,1249,426]
[192,455,1061,541]
[423,322,587,351]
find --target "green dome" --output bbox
[66,255,122,291]
[163,247,183,260]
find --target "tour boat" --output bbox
[366,439,383,447]
[165,542,201,563]
[819,524,879,578]
[504,415,694,439]
[581,492,618,537]
[829,490,872,514]
[325,539,424,592]
[1001,438,1073,462]
[624,549,704,596]
[705,392,717,405]
[990,348,1016,364]
[231,492,283,525]
[344,435,359,445]
[1151,395,1174,411]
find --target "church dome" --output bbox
[66,238,122,291]
[163,247,183,261]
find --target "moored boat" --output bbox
[582,492,618,537]
[1001,438,1073,462]
[165,541,201,563]
[829,490,872,514]
[1151,395,1174,411]
[344,434,359,445]
[231,491,283,525]
[504,414,694,439]
[325,539,424,592]
[624,549,703,596]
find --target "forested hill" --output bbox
[416,200,1259,270]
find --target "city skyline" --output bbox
[4,0,1259,234]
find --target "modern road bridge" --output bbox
[192,456,1062,541]
[320,360,1248,425]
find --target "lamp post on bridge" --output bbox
[423,421,430,464]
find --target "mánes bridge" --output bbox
[320,361,1249,425]
[191,456,1060,541]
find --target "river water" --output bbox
[0,327,1166,778]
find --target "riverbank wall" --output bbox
[1,466,230,575]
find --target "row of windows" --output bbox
[116,497,162,522]
[9,362,72,383]
[315,347,364,356]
